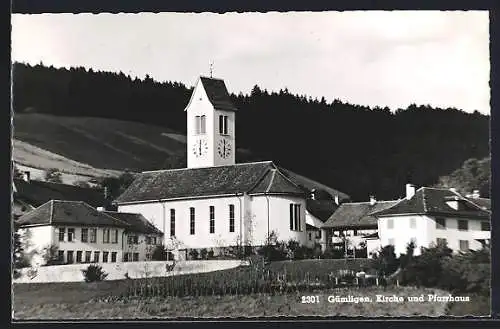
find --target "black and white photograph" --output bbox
[11,10,491,319]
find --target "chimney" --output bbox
[472,190,480,199]
[334,195,340,205]
[22,171,30,183]
[369,195,376,206]
[405,183,416,200]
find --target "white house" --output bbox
[114,76,349,260]
[17,200,163,266]
[371,184,491,256]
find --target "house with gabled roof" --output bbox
[114,76,349,259]
[322,196,400,258]
[371,184,491,256]
[17,200,163,266]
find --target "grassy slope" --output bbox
[13,139,122,178]
[13,113,187,172]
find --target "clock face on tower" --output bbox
[192,138,208,157]
[217,139,232,159]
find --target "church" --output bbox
[114,76,349,260]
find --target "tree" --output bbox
[13,228,29,278]
[401,241,453,288]
[436,157,490,197]
[97,171,136,199]
[41,244,62,266]
[44,168,62,183]
[371,245,399,277]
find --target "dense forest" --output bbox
[11,62,490,201]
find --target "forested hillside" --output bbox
[12,62,490,200]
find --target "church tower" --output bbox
[184,76,237,168]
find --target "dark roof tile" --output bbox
[306,199,339,222]
[373,187,490,218]
[103,211,163,235]
[465,197,491,211]
[200,77,238,112]
[115,161,306,204]
[17,200,130,228]
[323,201,399,229]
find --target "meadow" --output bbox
[12,259,475,319]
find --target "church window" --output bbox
[190,207,195,235]
[195,115,206,135]
[229,204,235,232]
[289,203,302,231]
[219,115,228,135]
[209,206,215,234]
[170,209,176,236]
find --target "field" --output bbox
[13,113,186,172]
[269,258,374,274]
[13,113,254,174]
[13,259,478,319]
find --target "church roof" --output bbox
[114,161,306,204]
[199,77,238,112]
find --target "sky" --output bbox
[11,11,490,114]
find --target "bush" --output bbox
[207,249,215,259]
[189,249,199,260]
[371,245,399,277]
[322,246,345,259]
[294,245,314,260]
[44,168,62,183]
[399,242,490,296]
[440,248,490,295]
[200,248,208,260]
[41,244,64,266]
[400,242,452,288]
[82,264,108,282]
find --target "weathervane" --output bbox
[209,61,214,78]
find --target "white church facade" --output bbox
[114,76,348,259]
